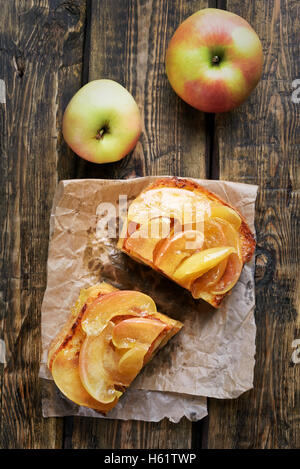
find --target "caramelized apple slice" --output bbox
[191,258,228,298]
[193,218,243,297]
[79,322,123,403]
[112,317,167,349]
[80,318,171,397]
[81,290,157,336]
[80,315,181,400]
[128,187,210,227]
[143,325,176,364]
[211,253,242,294]
[191,218,228,296]
[70,283,118,318]
[209,217,243,294]
[155,217,230,275]
[212,217,242,256]
[51,347,117,412]
[117,344,148,383]
[124,217,171,265]
[154,230,203,276]
[210,203,242,230]
[203,218,227,249]
[48,282,117,371]
[173,246,236,286]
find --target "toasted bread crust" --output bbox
[120,177,256,308]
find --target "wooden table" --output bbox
[0,0,299,449]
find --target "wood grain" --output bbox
[69,0,209,450]
[77,0,208,181]
[206,0,300,448]
[0,0,86,448]
[70,416,193,449]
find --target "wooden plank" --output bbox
[70,417,193,449]
[77,0,208,180]
[0,75,6,450]
[207,0,300,448]
[0,0,86,448]
[70,0,209,449]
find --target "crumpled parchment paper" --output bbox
[42,379,207,423]
[40,176,258,422]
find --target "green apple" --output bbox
[166,8,263,113]
[63,79,142,163]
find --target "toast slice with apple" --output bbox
[118,177,255,307]
[48,282,183,413]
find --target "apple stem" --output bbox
[96,128,105,140]
[212,55,220,64]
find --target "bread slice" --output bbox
[118,177,255,307]
[48,282,183,413]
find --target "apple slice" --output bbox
[192,218,243,297]
[79,322,124,403]
[211,253,242,295]
[51,347,117,413]
[71,283,118,316]
[118,218,141,248]
[191,258,228,298]
[190,218,229,296]
[81,290,157,336]
[127,187,210,227]
[79,318,170,397]
[210,203,242,230]
[117,344,149,383]
[154,230,203,276]
[208,217,243,293]
[202,218,227,249]
[211,217,242,259]
[48,282,117,371]
[112,317,167,349]
[112,317,167,348]
[155,216,231,276]
[124,217,171,265]
[173,246,236,286]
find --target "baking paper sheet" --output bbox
[42,379,207,423]
[40,177,258,421]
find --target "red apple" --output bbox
[166,8,263,113]
[63,79,142,163]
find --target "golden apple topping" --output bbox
[118,177,255,307]
[48,282,183,413]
